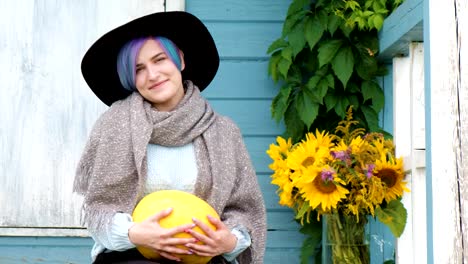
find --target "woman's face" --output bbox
[135,39,185,111]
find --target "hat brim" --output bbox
[81,11,219,106]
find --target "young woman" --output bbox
[73,11,266,264]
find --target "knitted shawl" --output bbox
[73,81,266,263]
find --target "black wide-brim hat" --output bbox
[81,11,219,106]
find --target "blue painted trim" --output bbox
[423,0,433,262]
[378,0,424,62]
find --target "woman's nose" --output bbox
[147,64,159,80]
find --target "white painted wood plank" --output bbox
[166,0,185,11]
[0,1,165,234]
[394,43,427,264]
[427,0,464,262]
[455,0,468,260]
[408,43,427,263]
[392,55,414,263]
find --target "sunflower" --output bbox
[373,157,409,202]
[267,136,292,161]
[271,171,295,208]
[287,132,332,176]
[295,166,349,213]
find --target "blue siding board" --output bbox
[205,22,282,59]
[203,61,278,99]
[186,0,290,21]
[210,100,283,136]
[378,0,424,61]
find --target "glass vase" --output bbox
[322,214,370,264]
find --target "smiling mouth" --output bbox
[149,80,167,90]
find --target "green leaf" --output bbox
[271,85,293,123]
[327,14,343,35]
[339,22,354,38]
[289,21,307,57]
[285,103,305,142]
[361,80,379,101]
[373,14,384,30]
[325,74,335,89]
[334,96,350,118]
[306,75,321,90]
[268,51,282,82]
[297,90,320,127]
[375,200,408,237]
[317,10,329,29]
[299,220,322,264]
[324,94,338,111]
[314,79,329,104]
[331,45,354,88]
[286,0,309,17]
[361,80,384,112]
[283,10,308,36]
[281,46,293,62]
[348,95,360,109]
[278,58,292,80]
[360,105,379,131]
[317,39,343,68]
[267,38,288,54]
[288,65,303,85]
[278,47,293,79]
[304,16,325,51]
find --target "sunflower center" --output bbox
[313,177,337,194]
[377,168,397,187]
[302,157,315,167]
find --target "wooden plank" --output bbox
[456,0,468,260]
[210,100,284,136]
[203,61,279,99]
[244,136,280,174]
[426,0,465,261]
[165,0,185,11]
[0,232,305,263]
[378,0,423,62]
[205,22,282,59]
[0,0,165,231]
[393,43,428,263]
[187,0,290,21]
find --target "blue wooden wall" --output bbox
[186,0,307,262]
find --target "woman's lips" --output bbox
[149,80,167,90]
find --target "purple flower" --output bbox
[321,169,335,182]
[365,164,375,179]
[331,150,351,162]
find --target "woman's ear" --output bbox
[179,50,185,71]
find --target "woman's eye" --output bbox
[155,57,166,63]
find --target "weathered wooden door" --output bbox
[0,0,187,236]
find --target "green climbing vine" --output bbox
[268,0,403,143]
[267,0,404,262]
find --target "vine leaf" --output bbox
[361,80,384,112]
[289,21,307,57]
[317,39,343,68]
[304,16,324,51]
[375,200,408,238]
[267,38,288,54]
[327,14,343,35]
[332,45,354,88]
[297,90,320,127]
[271,85,293,123]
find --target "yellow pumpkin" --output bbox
[132,190,220,264]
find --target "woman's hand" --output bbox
[184,215,238,257]
[128,208,197,262]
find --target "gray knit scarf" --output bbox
[73,81,266,264]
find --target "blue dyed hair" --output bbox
[116,36,182,91]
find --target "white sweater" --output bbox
[90,143,251,262]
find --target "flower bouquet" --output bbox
[267,108,409,263]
